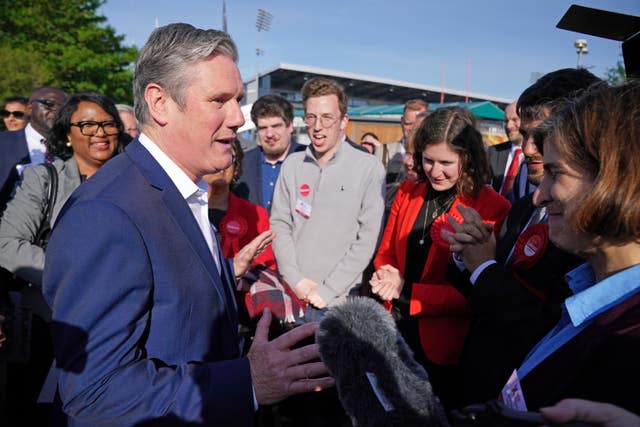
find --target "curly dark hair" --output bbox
[412,107,490,198]
[47,91,127,160]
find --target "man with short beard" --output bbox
[234,94,304,210]
[444,68,601,406]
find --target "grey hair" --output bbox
[115,103,135,116]
[133,23,238,125]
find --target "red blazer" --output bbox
[219,192,276,270]
[375,181,511,365]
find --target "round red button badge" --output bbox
[299,184,311,197]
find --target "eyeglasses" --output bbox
[70,120,119,136]
[303,114,340,128]
[0,109,26,119]
[32,98,62,110]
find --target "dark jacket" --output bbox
[233,141,304,208]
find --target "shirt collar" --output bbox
[138,132,204,200]
[24,123,45,140]
[564,262,640,326]
[259,149,285,166]
[305,135,345,164]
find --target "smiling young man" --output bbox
[269,76,385,426]
[270,78,385,312]
[42,24,332,427]
[234,94,304,210]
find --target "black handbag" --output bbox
[1,162,58,362]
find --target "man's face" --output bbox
[2,102,28,131]
[256,115,293,160]
[163,54,244,182]
[504,103,522,145]
[401,108,426,138]
[520,115,546,185]
[119,111,139,139]
[304,94,348,162]
[27,88,66,136]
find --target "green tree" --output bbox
[0,0,138,102]
[605,59,626,86]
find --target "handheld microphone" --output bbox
[316,297,450,427]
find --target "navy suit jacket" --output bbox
[233,141,304,208]
[43,140,254,427]
[0,129,30,213]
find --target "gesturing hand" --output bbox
[247,309,335,405]
[233,230,275,278]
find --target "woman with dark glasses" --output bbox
[0,91,127,425]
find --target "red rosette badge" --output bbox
[430,205,464,249]
[512,223,549,270]
[219,216,248,257]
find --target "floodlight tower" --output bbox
[575,39,588,68]
[248,9,273,101]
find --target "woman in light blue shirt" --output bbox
[510,80,640,413]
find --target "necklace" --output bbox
[418,189,457,245]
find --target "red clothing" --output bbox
[375,181,510,365]
[218,192,276,269]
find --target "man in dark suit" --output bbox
[487,102,524,200]
[43,23,332,427]
[0,87,66,213]
[444,68,601,406]
[234,94,304,210]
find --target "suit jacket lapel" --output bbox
[125,141,237,322]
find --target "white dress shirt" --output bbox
[138,133,221,273]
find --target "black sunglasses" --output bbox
[32,98,62,110]
[1,109,26,119]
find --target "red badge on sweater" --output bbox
[299,184,311,197]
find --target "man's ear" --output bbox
[144,83,171,126]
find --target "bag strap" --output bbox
[33,163,58,248]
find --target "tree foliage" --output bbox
[0,0,138,103]
[605,60,626,86]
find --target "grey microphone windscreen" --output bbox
[316,297,450,427]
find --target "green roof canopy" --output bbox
[346,101,505,121]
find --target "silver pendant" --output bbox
[419,239,424,245]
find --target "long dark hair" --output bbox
[48,91,128,160]
[412,107,490,198]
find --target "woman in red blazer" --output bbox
[371,107,511,409]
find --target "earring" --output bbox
[66,141,71,147]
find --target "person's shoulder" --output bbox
[0,129,26,147]
[241,146,261,162]
[472,184,512,211]
[229,191,264,213]
[487,141,512,152]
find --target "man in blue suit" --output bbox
[43,23,332,427]
[233,94,304,211]
[0,86,66,213]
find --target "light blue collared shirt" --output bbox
[518,262,640,378]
